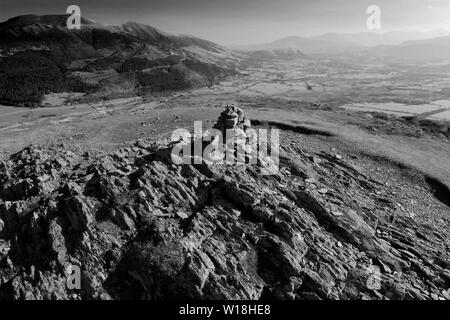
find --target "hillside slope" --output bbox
[0,15,239,106]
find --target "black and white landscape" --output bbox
[0,0,449,302]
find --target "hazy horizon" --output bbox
[1,0,450,45]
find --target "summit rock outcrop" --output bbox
[0,119,449,300]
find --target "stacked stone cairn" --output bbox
[205,105,254,164]
[213,104,251,139]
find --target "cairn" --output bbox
[213,105,251,139]
[204,104,256,165]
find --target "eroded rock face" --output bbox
[0,131,449,300]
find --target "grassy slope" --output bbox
[0,100,449,194]
[246,108,450,191]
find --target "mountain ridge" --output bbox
[0,14,239,107]
[235,30,450,56]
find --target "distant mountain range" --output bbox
[235,30,450,60]
[0,14,240,106]
[0,14,238,63]
[372,35,450,61]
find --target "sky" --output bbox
[1,0,450,44]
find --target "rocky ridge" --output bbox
[0,115,449,300]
